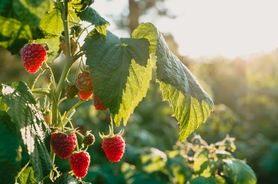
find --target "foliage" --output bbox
[0,0,216,183]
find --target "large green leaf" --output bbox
[132,23,214,140]
[156,33,213,140]
[0,111,21,183]
[0,16,32,53]
[12,0,54,27]
[83,30,150,126]
[136,23,213,140]
[78,7,109,36]
[223,159,257,184]
[1,82,52,182]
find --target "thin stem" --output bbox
[32,69,46,89]
[52,0,73,126]
[15,161,30,183]
[58,96,67,105]
[32,88,50,97]
[63,100,84,126]
[110,113,114,133]
[73,51,85,61]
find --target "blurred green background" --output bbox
[1,0,278,183]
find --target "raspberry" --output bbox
[51,132,77,159]
[75,72,93,100]
[78,89,94,101]
[102,134,125,162]
[94,95,107,110]
[20,43,47,74]
[69,151,90,178]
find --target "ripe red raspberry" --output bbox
[69,151,90,178]
[75,72,93,100]
[94,95,107,110]
[102,134,125,162]
[51,132,77,159]
[20,43,47,74]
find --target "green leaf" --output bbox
[223,159,257,184]
[78,7,109,36]
[40,8,63,36]
[12,0,54,27]
[129,23,213,140]
[33,36,60,63]
[39,7,80,36]
[156,33,213,140]
[191,176,217,184]
[1,81,52,182]
[83,31,150,126]
[0,111,21,183]
[16,167,37,184]
[0,16,32,53]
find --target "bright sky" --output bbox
[94,0,278,58]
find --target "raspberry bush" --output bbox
[0,0,256,183]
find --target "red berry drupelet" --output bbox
[102,134,125,162]
[20,43,47,74]
[75,72,93,100]
[51,132,77,159]
[69,151,91,178]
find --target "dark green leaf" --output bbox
[83,31,150,126]
[78,8,109,35]
[0,16,32,53]
[0,111,21,183]
[223,159,257,184]
[1,82,52,182]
